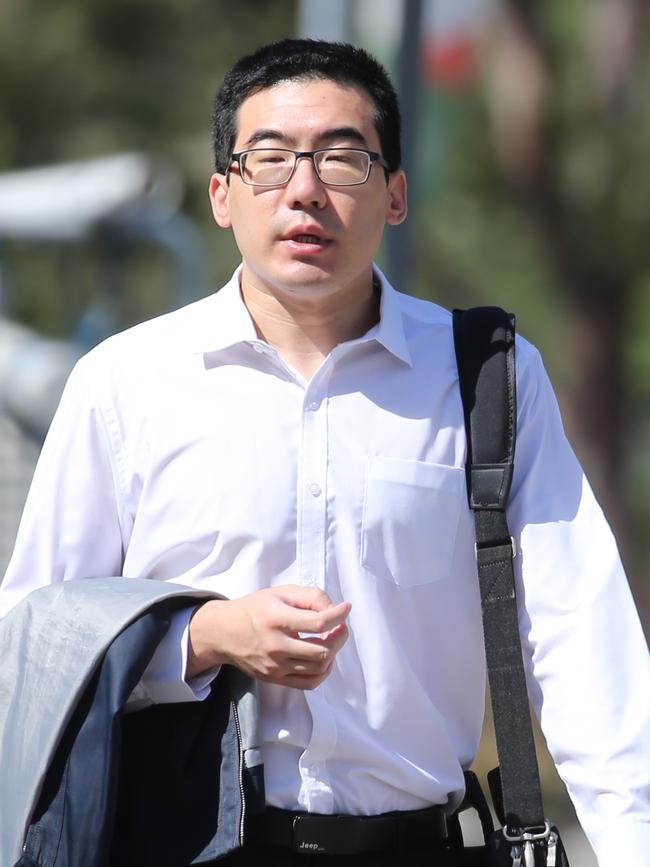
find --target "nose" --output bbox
[286,154,327,209]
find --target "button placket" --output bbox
[297,381,328,592]
[296,370,337,812]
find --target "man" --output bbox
[2,38,650,867]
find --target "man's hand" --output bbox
[187,585,351,690]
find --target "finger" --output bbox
[314,622,349,654]
[282,660,335,691]
[280,634,337,663]
[274,584,336,612]
[280,600,351,636]
[274,586,352,628]
[279,626,348,676]
[284,657,331,675]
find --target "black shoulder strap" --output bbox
[453,306,546,834]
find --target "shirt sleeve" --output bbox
[0,355,215,706]
[125,606,221,711]
[508,344,650,865]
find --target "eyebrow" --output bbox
[242,126,369,148]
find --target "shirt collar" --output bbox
[356,265,413,366]
[187,265,258,354]
[187,263,412,366]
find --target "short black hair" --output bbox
[211,38,401,174]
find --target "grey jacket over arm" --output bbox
[0,577,264,867]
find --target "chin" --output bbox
[281,280,338,298]
[272,265,338,294]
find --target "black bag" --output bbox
[452,307,570,867]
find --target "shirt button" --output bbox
[252,343,264,353]
[309,483,322,498]
[307,400,320,411]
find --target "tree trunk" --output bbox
[565,284,633,576]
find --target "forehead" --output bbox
[234,78,379,148]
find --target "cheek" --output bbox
[349,201,388,249]
[230,220,255,255]
[229,199,271,253]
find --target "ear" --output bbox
[208,173,232,228]
[385,170,408,226]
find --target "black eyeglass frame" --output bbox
[228,147,390,187]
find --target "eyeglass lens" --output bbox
[240,149,370,186]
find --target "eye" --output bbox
[246,150,291,166]
[321,150,356,165]
[258,154,287,164]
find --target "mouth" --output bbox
[281,227,333,252]
[292,233,325,244]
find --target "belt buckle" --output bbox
[291,814,360,856]
[292,815,330,855]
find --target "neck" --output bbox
[240,268,380,379]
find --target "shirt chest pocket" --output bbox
[361,456,466,588]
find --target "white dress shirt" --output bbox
[2,266,650,865]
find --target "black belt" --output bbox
[246,805,449,856]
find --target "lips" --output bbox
[280,227,333,256]
[281,226,332,244]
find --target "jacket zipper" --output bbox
[231,699,246,846]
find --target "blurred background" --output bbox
[2,1,649,862]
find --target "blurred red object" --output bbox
[422,35,477,89]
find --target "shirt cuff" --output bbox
[125,605,220,710]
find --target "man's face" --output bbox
[209,78,407,304]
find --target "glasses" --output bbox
[229,148,389,187]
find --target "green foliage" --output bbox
[411,0,650,585]
[0,0,297,325]
[0,0,297,168]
